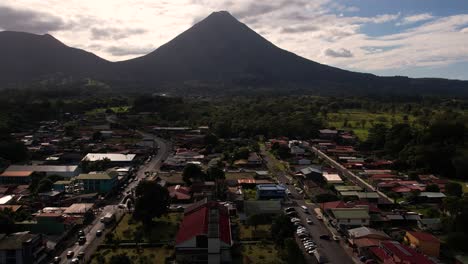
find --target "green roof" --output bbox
[340,191,359,197]
[357,192,379,199]
[331,208,370,219]
[334,185,363,192]
[54,180,71,185]
[76,173,113,180]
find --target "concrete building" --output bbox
[175,201,232,264]
[75,172,117,193]
[0,232,46,264]
[255,184,286,200]
[0,171,33,185]
[82,153,136,166]
[329,208,370,228]
[5,165,79,178]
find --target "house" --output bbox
[297,158,311,165]
[256,184,286,200]
[300,167,322,180]
[290,146,305,156]
[368,240,434,264]
[0,232,46,264]
[53,180,71,192]
[404,231,440,257]
[0,171,33,185]
[319,129,338,139]
[168,185,192,203]
[82,153,136,166]
[329,208,370,228]
[322,172,343,184]
[75,171,118,193]
[417,192,446,203]
[247,153,262,166]
[347,227,391,255]
[4,165,80,178]
[175,201,232,264]
[417,218,442,232]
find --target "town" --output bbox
[0,98,466,264]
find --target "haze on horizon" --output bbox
[0,0,467,80]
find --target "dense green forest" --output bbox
[1,87,467,179]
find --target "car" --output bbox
[71,258,80,264]
[286,211,297,217]
[118,204,126,209]
[78,236,86,245]
[66,251,74,259]
[77,252,85,260]
[300,205,309,212]
[307,250,315,255]
[53,256,61,263]
[319,234,330,240]
[302,237,312,242]
[284,207,295,212]
[333,235,341,241]
[306,218,313,224]
[77,230,84,236]
[96,230,103,237]
[298,233,309,238]
[290,217,301,223]
[316,215,323,221]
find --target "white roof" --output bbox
[64,203,94,214]
[6,165,78,173]
[83,153,136,162]
[0,195,14,205]
[323,173,343,183]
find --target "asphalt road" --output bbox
[58,132,171,264]
[261,147,354,264]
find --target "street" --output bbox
[58,130,171,264]
[261,146,355,264]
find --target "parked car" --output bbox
[66,251,74,259]
[96,230,103,237]
[71,258,80,264]
[77,230,84,237]
[333,235,341,241]
[300,205,309,213]
[78,236,86,245]
[306,218,313,225]
[319,234,330,240]
[77,252,85,260]
[53,256,61,263]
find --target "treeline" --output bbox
[362,111,468,179]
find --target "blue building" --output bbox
[256,184,286,200]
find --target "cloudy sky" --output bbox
[1,0,468,79]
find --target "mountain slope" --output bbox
[0,31,110,83]
[115,11,376,86]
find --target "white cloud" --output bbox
[0,1,466,78]
[396,13,434,26]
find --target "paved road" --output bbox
[58,128,171,263]
[310,146,393,204]
[261,146,354,264]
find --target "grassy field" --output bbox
[114,213,182,242]
[327,110,416,140]
[239,224,272,240]
[233,244,284,264]
[91,247,173,264]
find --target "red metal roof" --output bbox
[380,241,435,264]
[175,202,232,246]
[407,231,439,243]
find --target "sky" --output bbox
[0,0,468,80]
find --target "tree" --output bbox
[133,181,170,226]
[248,214,266,230]
[0,139,28,162]
[0,208,15,234]
[206,167,225,181]
[271,214,295,247]
[387,192,400,204]
[109,254,131,264]
[425,184,440,192]
[36,178,54,193]
[182,163,206,185]
[362,123,388,150]
[282,238,305,264]
[445,182,463,197]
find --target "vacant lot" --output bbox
[239,224,272,240]
[91,247,173,264]
[327,110,415,140]
[226,172,256,180]
[233,243,284,264]
[114,213,182,242]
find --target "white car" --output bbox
[306,218,313,224]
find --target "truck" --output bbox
[100,212,115,224]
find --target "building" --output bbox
[243,200,282,218]
[347,227,391,255]
[75,172,117,193]
[0,232,46,264]
[175,201,232,264]
[300,167,322,180]
[82,153,136,166]
[255,184,286,200]
[319,129,338,139]
[0,171,33,185]
[168,185,192,203]
[322,172,343,184]
[4,165,79,178]
[369,240,434,264]
[329,208,370,228]
[417,192,446,203]
[404,231,440,257]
